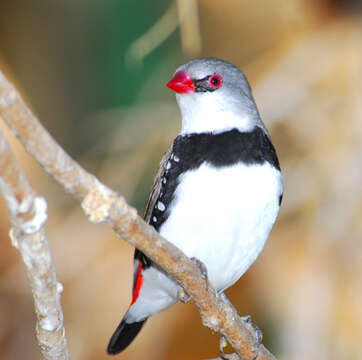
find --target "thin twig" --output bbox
[125,2,179,66]
[0,127,69,360]
[125,0,201,66]
[176,0,202,56]
[0,69,276,360]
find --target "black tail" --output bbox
[107,318,147,355]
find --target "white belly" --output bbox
[127,161,282,322]
[160,161,283,291]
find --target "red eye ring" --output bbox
[209,74,223,88]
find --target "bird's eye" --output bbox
[209,74,223,88]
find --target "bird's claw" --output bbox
[219,315,262,360]
[177,286,190,303]
[178,257,208,303]
[241,314,263,360]
[219,336,228,358]
[190,256,208,288]
[219,336,241,360]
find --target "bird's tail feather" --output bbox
[107,317,147,355]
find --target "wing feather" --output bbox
[132,143,174,277]
[143,144,174,223]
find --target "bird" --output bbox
[107,57,283,355]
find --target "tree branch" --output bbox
[208,355,240,360]
[0,69,276,360]
[0,126,69,359]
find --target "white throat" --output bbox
[176,93,256,135]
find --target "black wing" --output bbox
[134,144,174,270]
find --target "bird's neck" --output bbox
[177,94,257,135]
[180,111,254,135]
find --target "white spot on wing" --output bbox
[153,216,157,222]
[173,155,180,162]
[157,201,166,211]
[166,162,172,170]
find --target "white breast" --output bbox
[160,161,283,292]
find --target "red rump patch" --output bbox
[130,262,143,306]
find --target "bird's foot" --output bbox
[218,294,262,359]
[218,314,262,360]
[177,286,190,303]
[240,314,263,360]
[190,256,208,288]
[178,257,208,303]
[219,336,241,360]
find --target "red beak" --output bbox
[166,70,195,94]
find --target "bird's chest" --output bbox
[158,161,282,291]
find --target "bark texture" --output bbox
[0,127,69,360]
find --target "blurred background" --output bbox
[0,0,361,359]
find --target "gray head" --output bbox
[167,57,266,135]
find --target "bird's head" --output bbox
[167,57,264,135]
